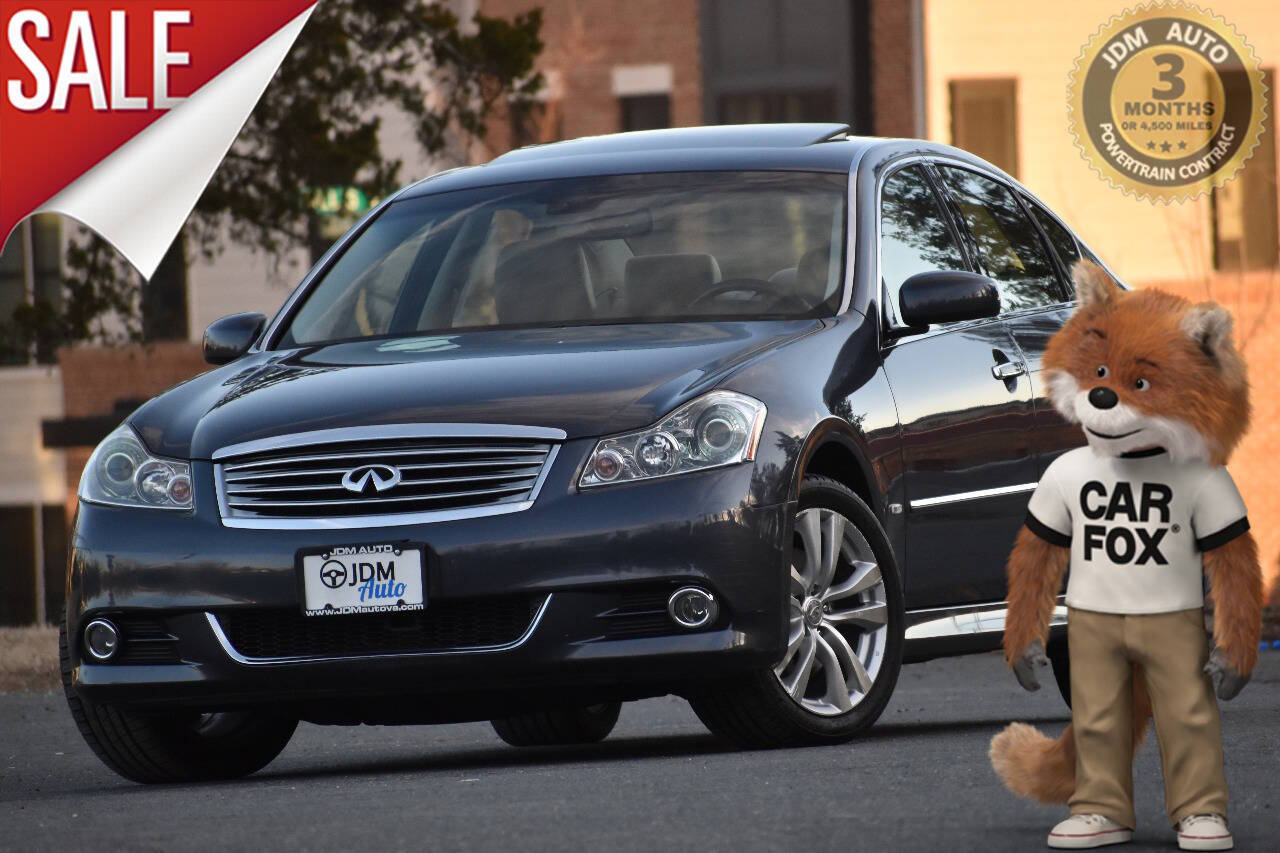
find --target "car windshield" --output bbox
[279,171,848,346]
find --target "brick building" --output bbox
[477,0,918,152]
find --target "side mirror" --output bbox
[203,312,267,365]
[898,270,1000,328]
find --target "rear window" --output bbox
[280,171,847,347]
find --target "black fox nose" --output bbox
[1089,387,1118,409]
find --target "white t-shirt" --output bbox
[1025,446,1249,614]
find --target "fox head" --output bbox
[1044,261,1250,466]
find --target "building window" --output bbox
[700,0,867,131]
[1213,68,1277,271]
[0,214,63,365]
[612,64,673,132]
[717,90,837,124]
[949,78,1019,177]
[620,94,671,131]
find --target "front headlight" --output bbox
[79,424,194,511]
[579,391,767,488]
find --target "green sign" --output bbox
[308,185,377,217]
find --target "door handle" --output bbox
[991,361,1027,380]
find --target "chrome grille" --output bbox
[213,425,563,529]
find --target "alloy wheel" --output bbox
[773,506,889,716]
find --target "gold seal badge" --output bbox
[1068,2,1267,202]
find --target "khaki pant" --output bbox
[1068,607,1228,828]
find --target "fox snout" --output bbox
[1088,387,1118,410]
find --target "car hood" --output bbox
[131,320,823,459]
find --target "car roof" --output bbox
[398,124,888,198]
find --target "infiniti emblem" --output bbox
[341,463,402,495]
[803,598,823,628]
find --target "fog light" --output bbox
[84,619,120,661]
[667,587,718,629]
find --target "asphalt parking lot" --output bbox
[1,651,1276,853]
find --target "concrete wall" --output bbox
[0,367,65,624]
[0,366,64,506]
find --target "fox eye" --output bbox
[1096,365,1109,378]
[1135,378,1150,391]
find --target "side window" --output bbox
[1023,197,1113,301]
[879,165,969,323]
[936,166,1060,313]
[1023,195,1080,281]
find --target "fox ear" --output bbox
[1072,260,1119,308]
[1181,302,1235,363]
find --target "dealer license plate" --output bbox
[300,544,424,616]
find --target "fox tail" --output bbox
[989,665,1151,803]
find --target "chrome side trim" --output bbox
[212,423,568,460]
[205,594,553,665]
[909,482,1037,510]
[905,601,1068,641]
[214,445,560,529]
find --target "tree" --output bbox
[1,0,543,357]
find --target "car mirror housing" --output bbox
[203,312,267,365]
[898,271,1000,328]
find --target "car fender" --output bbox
[790,417,879,508]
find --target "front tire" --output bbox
[60,615,297,784]
[491,702,622,747]
[689,475,905,748]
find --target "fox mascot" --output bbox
[989,261,1263,851]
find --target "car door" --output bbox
[877,163,1039,608]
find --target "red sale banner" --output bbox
[0,1,316,277]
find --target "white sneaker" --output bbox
[1177,814,1233,851]
[1047,814,1134,848]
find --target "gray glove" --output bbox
[1012,640,1050,692]
[1204,647,1250,701]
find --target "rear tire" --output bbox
[491,702,622,746]
[60,614,297,784]
[689,475,904,748]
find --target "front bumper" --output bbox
[67,442,792,716]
